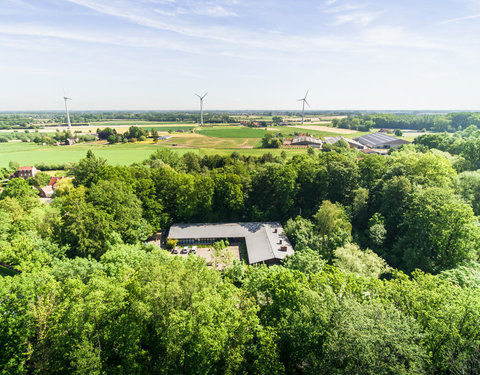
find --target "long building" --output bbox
[323,136,365,149]
[168,222,295,265]
[356,133,410,149]
[291,135,323,148]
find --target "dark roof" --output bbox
[168,222,294,264]
[357,133,409,148]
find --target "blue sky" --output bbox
[1,0,480,110]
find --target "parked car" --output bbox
[172,247,179,254]
[190,246,197,254]
[181,246,189,254]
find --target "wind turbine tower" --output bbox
[195,92,208,126]
[63,94,73,130]
[297,90,310,124]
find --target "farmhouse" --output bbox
[168,222,294,265]
[291,135,323,148]
[323,136,365,149]
[12,166,38,179]
[356,133,410,149]
[48,176,64,187]
[39,185,54,198]
[65,137,79,146]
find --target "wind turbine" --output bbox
[195,92,208,126]
[63,90,72,130]
[297,90,310,125]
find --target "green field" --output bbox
[0,123,379,168]
[197,127,268,138]
[0,142,311,167]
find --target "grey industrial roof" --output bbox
[357,133,408,148]
[168,222,295,265]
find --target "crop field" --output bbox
[161,134,261,148]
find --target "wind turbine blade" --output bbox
[304,100,310,107]
[304,90,309,99]
[195,93,202,99]
[201,92,208,99]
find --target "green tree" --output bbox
[71,151,107,187]
[282,248,326,276]
[333,243,391,278]
[393,187,480,273]
[455,170,480,215]
[317,298,425,375]
[0,178,38,201]
[28,172,51,187]
[249,164,298,220]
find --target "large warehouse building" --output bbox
[168,222,294,265]
[356,133,410,149]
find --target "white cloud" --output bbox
[442,13,480,24]
[324,3,367,14]
[333,11,381,26]
[361,26,443,50]
[195,5,238,17]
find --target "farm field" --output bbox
[196,126,268,138]
[162,134,261,148]
[289,125,357,134]
[0,142,192,167]
[0,123,382,168]
[0,141,310,168]
[268,126,370,139]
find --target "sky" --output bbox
[1,0,480,110]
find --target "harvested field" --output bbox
[289,125,357,134]
[162,134,259,148]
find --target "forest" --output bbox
[1,141,480,374]
[332,112,480,132]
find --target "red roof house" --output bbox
[12,166,38,179]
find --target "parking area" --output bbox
[170,245,241,268]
